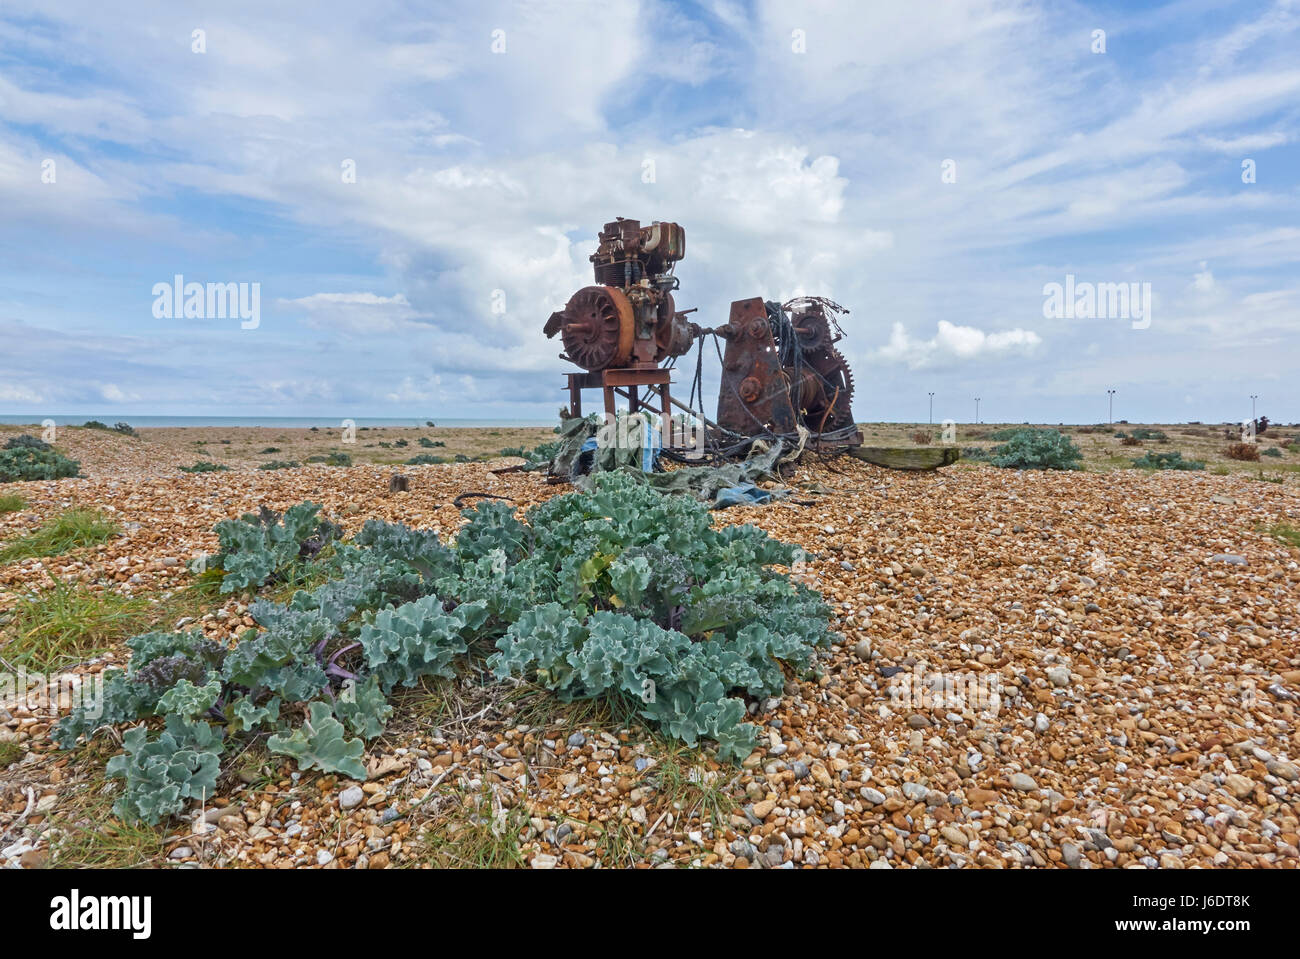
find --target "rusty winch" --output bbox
[544,216,861,451]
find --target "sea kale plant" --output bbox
[56,472,835,824]
[990,428,1084,471]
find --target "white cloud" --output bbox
[874,321,1042,370]
[1197,132,1289,153]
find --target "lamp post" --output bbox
[1107,389,1116,425]
[1251,394,1258,423]
[974,397,981,424]
[928,392,934,425]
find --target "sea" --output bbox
[0,415,554,428]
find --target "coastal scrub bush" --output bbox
[1224,443,1260,462]
[257,459,300,470]
[990,429,1083,470]
[1131,451,1205,471]
[0,447,81,482]
[3,434,50,451]
[306,452,352,466]
[179,461,229,473]
[56,472,835,824]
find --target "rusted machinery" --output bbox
[544,216,861,451]
[714,296,857,440]
[544,218,701,425]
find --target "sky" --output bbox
[1,0,1297,425]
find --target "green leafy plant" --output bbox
[990,429,1083,471]
[257,459,300,470]
[179,461,229,473]
[267,701,367,780]
[405,454,445,465]
[0,446,81,482]
[200,503,342,593]
[55,472,834,824]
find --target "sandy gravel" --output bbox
[2,434,1299,869]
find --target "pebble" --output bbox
[338,786,365,810]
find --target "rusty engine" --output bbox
[544,216,860,451]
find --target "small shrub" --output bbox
[306,452,352,466]
[986,428,1021,442]
[405,454,445,465]
[1129,428,1167,441]
[113,422,137,437]
[960,447,992,461]
[1261,447,1282,458]
[1120,435,1141,446]
[82,420,110,430]
[990,429,1083,471]
[259,447,281,454]
[4,434,51,451]
[911,430,932,445]
[1224,443,1260,462]
[1131,451,1205,471]
[179,461,229,473]
[0,447,81,483]
[257,460,300,471]
[418,437,445,448]
[394,439,409,448]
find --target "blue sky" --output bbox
[1,0,1297,424]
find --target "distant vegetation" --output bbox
[1131,451,1204,471]
[990,429,1083,471]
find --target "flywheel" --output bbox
[549,285,635,372]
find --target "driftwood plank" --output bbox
[846,446,960,470]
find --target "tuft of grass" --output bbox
[0,493,25,514]
[0,509,119,564]
[1,578,221,671]
[0,741,23,766]
[1264,523,1300,547]
[47,782,170,868]
[2,580,155,669]
[417,787,530,868]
